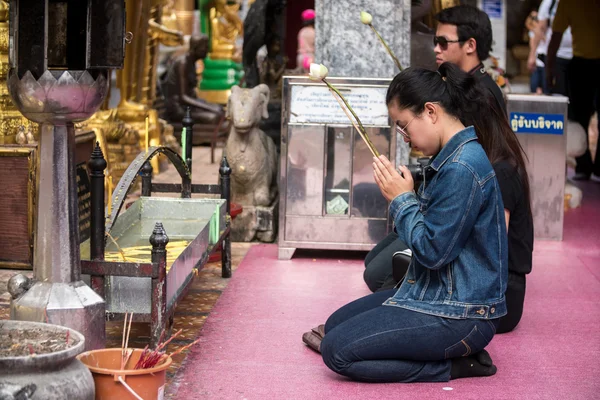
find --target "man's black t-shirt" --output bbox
[469,63,507,116]
[493,160,534,275]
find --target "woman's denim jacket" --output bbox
[383,126,508,320]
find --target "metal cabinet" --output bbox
[507,94,568,240]
[278,76,395,259]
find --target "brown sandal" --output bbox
[302,331,322,353]
[311,324,326,339]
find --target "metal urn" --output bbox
[6,0,126,350]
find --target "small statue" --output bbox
[14,125,36,145]
[259,39,287,100]
[159,34,225,124]
[224,84,278,207]
[242,0,286,88]
[210,0,243,62]
[296,9,315,71]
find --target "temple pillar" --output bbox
[314,0,412,164]
[315,0,411,78]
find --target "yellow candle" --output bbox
[145,116,149,152]
[107,176,113,215]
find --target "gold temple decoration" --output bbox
[198,0,244,104]
[173,0,195,36]
[425,0,461,28]
[120,0,184,173]
[209,0,243,62]
[76,109,141,184]
[0,0,37,144]
[80,0,184,176]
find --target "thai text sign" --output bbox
[289,84,389,126]
[510,112,564,135]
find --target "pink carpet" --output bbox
[170,181,600,399]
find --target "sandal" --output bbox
[311,324,325,339]
[302,331,322,353]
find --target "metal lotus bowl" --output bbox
[8,69,109,124]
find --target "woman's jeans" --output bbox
[530,65,547,93]
[364,232,525,333]
[321,289,498,383]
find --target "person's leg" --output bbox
[539,66,548,94]
[552,57,570,98]
[363,232,408,292]
[570,57,597,178]
[320,305,498,383]
[324,289,396,334]
[530,66,542,93]
[303,289,396,353]
[496,272,526,334]
[364,231,398,267]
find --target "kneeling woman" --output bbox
[319,63,507,383]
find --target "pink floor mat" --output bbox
[170,181,600,400]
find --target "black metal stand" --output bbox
[88,142,106,297]
[220,157,232,278]
[150,222,169,347]
[141,161,153,197]
[183,106,194,177]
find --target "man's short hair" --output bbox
[435,5,493,62]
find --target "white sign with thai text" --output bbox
[289,85,389,126]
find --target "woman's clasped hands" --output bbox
[372,155,414,202]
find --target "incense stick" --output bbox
[328,88,378,158]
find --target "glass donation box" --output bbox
[278,76,395,260]
[507,94,568,240]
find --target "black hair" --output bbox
[303,18,314,27]
[386,62,531,211]
[385,62,481,122]
[467,87,532,213]
[435,5,493,62]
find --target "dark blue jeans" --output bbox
[321,289,498,383]
[530,65,547,93]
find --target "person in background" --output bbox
[526,10,546,94]
[433,5,506,114]
[296,9,315,72]
[528,0,572,96]
[546,0,600,181]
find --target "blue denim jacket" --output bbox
[383,126,508,320]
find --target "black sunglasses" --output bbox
[433,36,465,49]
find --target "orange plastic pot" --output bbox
[77,348,172,400]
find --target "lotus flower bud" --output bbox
[308,63,329,81]
[360,11,373,25]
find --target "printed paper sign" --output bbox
[289,85,389,126]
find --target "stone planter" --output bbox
[0,320,94,399]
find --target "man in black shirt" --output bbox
[434,5,507,115]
